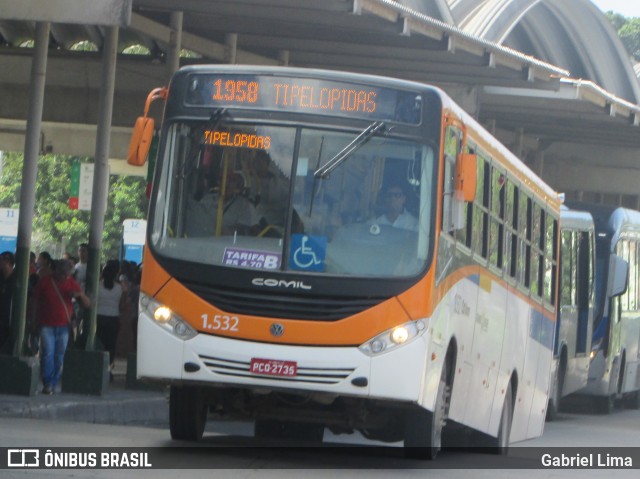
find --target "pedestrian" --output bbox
[72,243,89,343]
[31,259,90,394]
[97,259,129,381]
[0,251,16,354]
[74,243,88,291]
[26,251,55,356]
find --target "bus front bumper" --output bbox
[136,312,429,404]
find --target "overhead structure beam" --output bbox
[0,0,132,26]
[129,12,278,65]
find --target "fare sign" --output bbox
[250,358,297,377]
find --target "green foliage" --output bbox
[619,18,640,61]
[606,12,640,61]
[0,152,147,261]
[606,11,628,31]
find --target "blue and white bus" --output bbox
[547,207,595,420]
[569,204,640,413]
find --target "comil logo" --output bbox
[252,278,312,290]
[8,449,39,467]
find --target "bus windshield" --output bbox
[150,120,435,278]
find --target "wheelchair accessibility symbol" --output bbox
[289,234,326,272]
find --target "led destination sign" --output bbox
[185,74,422,125]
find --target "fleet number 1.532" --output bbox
[201,314,239,332]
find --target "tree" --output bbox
[606,12,640,62]
[606,11,628,32]
[0,151,147,261]
[618,18,640,61]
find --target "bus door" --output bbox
[576,230,593,355]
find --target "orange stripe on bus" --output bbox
[153,277,412,346]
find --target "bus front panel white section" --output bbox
[137,311,185,380]
[137,310,429,404]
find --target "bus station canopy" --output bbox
[0,0,639,201]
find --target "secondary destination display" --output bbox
[185,74,422,124]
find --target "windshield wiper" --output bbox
[313,121,385,179]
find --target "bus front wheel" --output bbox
[404,362,449,460]
[169,385,208,441]
[546,362,564,421]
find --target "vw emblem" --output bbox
[270,323,285,337]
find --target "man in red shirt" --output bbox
[31,259,90,394]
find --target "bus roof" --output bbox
[566,202,640,249]
[560,207,595,231]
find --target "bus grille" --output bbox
[199,354,355,385]
[183,282,384,321]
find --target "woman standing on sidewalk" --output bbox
[31,259,90,394]
[96,260,129,381]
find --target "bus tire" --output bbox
[404,362,449,460]
[169,385,207,441]
[546,361,564,421]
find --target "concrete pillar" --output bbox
[165,11,183,84]
[515,128,525,160]
[0,22,50,396]
[225,33,238,64]
[64,26,120,395]
[279,50,290,66]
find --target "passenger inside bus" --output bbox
[241,149,289,229]
[185,156,260,237]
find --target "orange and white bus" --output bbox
[129,66,561,458]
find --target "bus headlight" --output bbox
[154,306,172,323]
[140,293,197,340]
[359,320,426,356]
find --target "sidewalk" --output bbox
[0,358,169,426]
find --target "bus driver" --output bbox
[374,184,418,231]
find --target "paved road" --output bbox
[0,406,639,478]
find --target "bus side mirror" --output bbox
[127,87,168,166]
[607,254,628,298]
[127,116,155,166]
[456,153,476,202]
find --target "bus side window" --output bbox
[507,183,518,279]
[560,230,573,307]
[489,166,505,270]
[628,240,637,311]
[442,126,459,236]
[530,204,543,298]
[619,239,630,311]
[470,155,490,260]
[456,143,475,249]
[522,194,532,289]
[543,213,558,305]
[471,157,486,257]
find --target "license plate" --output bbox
[250,358,297,377]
